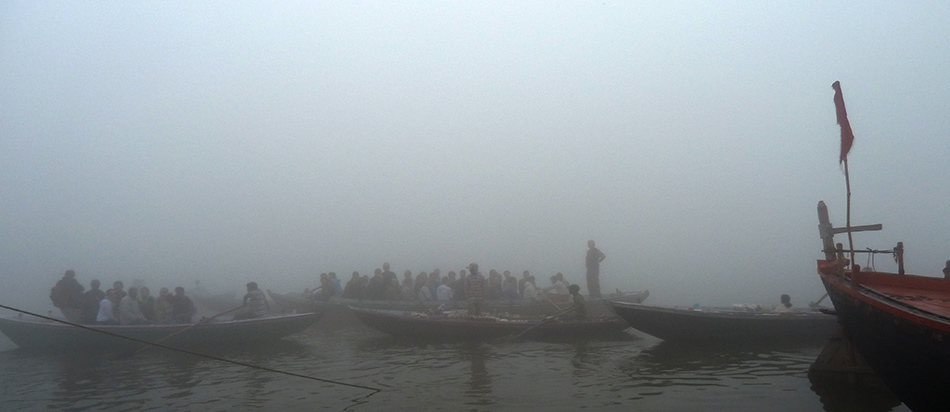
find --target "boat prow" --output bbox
[609,300,838,343]
[0,312,320,352]
[817,260,950,411]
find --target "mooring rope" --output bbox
[0,304,381,401]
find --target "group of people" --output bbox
[304,262,589,320]
[312,263,578,305]
[304,240,608,305]
[50,270,197,325]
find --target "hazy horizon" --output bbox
[3,2,949,315]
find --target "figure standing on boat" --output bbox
[586,240,606,299]
[464,263,486,317]
[50,270,85,323]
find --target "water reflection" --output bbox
[629,340,820,378]
[458,343,493,401]
[808,370,903,412]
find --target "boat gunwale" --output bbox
[817,265,950,334]
[608,300,832,321]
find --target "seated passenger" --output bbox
[234,282,269,320]
[436,277,453,301]
[96,289,120,325]
[170,286,196,323]
[562,284,587,321]
[383,277,402,300]
[139,287,156,322]
[775,294,794,313]
[541,275,570,303]
[522,276,538,301]
[119,287,150,325]
[81,279,106,324]
[155,287,174,324]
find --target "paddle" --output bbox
[509,305,575,341]
[541,292,563,311]
[134,303,247,354]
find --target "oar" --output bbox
[135,303,246,353]
[541,292,563,311]
[509,305,575,341]
[809,293,829,309]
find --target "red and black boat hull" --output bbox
[819,269,950,412]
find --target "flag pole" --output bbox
[844,158,854,264]
[832,80,856,264]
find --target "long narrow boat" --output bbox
[350,307,630,341]
[0,312,319,352]
[817,260,950,411]
[270,289,649,318]
[609,301,839,343]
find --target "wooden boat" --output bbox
[350,307,630,341]
[608,301,839,343]
[272,289,649,318]
[0,312,319,352]
[817,260,950,411]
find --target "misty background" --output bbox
[2,2,949,315]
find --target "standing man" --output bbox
[464,263,486,317]
[51,270,85,322]
[585,240,606,299]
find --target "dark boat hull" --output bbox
[269,290,649,329]
[819,269,950,412]
[609,301,839,343]
[0,313,320,352]
[350,308,629,341]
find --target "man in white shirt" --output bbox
[119,287,149,325]
[436,277,453,301]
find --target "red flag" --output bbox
[832,81,854,163]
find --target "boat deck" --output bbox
[855,270,950,319]
[871,285,950,318]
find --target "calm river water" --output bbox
[0,321,911,412]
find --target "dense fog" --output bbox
[3,2,949,316]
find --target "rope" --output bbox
[0,304,381,399]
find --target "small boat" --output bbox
[0,312,320,352]
[609,301,839,343]
[817,260,950,411]
[309,289,649,317]
[350,307,630,341]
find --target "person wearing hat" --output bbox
[464,263,487,317]
[235,281,270,320]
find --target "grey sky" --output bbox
[2,2,949,313]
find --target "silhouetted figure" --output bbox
[944,261,950,280]
[171,286,196,324]
[564,284,587,321]
[586,240,606,299]
[51,270,85,322]
[81,279,106,324]
[464,263,487,316]
[776,294,793,313]
[234,282,269,320]
[95,289,119,325]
